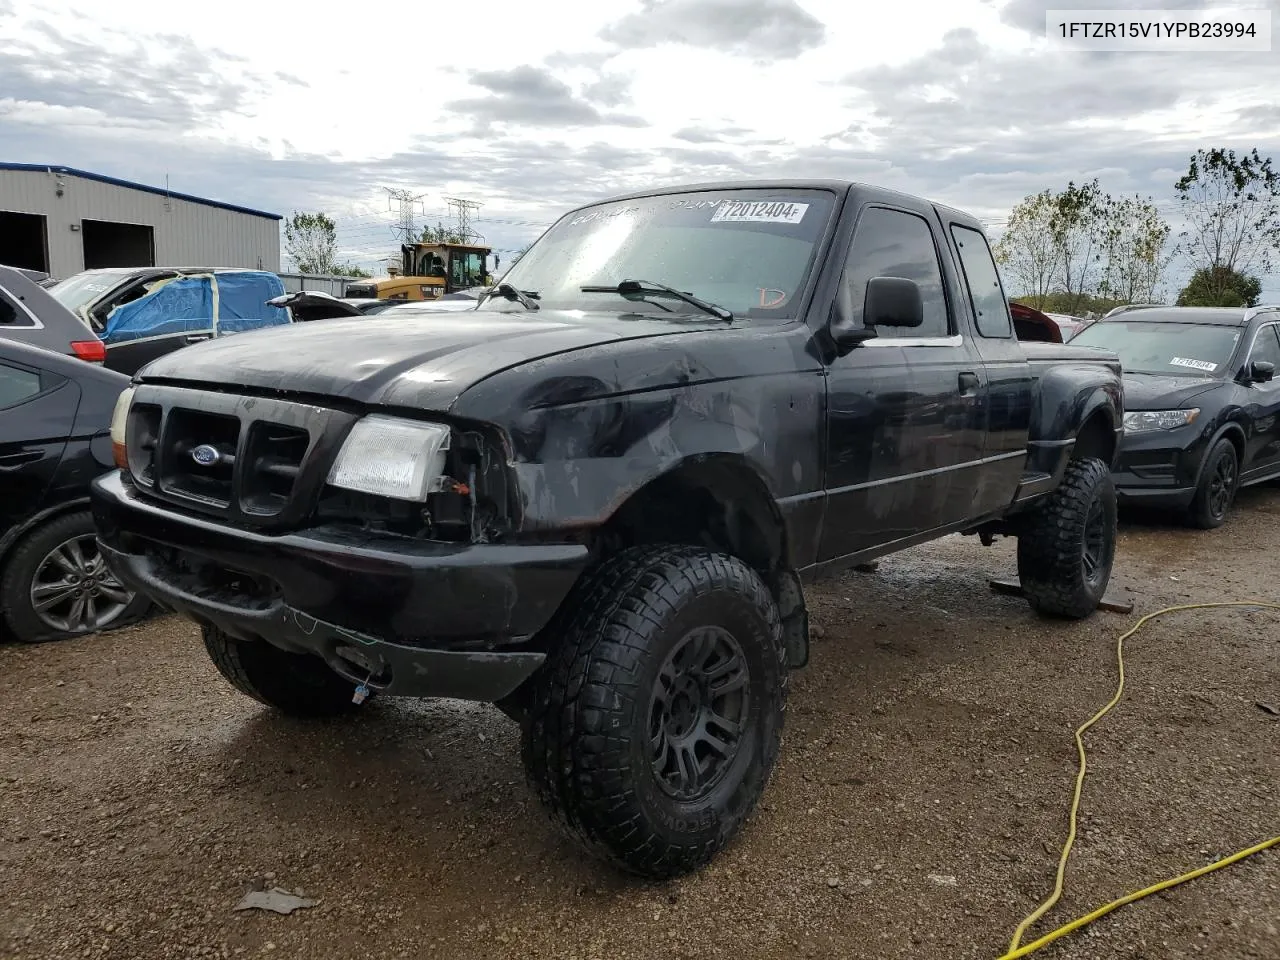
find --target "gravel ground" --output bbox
[2,488,1278,960]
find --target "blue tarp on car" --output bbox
[102,271,290,344]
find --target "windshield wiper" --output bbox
[580,279,734,321]
[481,283,540,310]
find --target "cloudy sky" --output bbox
[2,0,1279,296]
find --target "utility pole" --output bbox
[443,196,484,243]
[384,187,427,244]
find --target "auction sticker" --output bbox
[711,200,809,224]
[1170,356,1218,372]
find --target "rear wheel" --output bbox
[1,510,151,643]
[521,544,787,879]
[1016,457,1117,619]
[202,625,357,717]
[1188,438,1238,529]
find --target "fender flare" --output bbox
[1190,420,1248,491]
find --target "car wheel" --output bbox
[0,510,152,643]
[521,544,787,879]
[1188,438,1239,530]
[202,624,358,717]
[1016,457,1117,620]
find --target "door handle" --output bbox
[959,372,980,397]
[184,334,211,344]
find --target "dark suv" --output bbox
[1071,305,1280,527]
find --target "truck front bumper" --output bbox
[90,472,589,701]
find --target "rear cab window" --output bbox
[950,224,1012,338]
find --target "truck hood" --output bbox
[1121,371,1222,410]
[134,308,727,409]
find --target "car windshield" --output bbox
[1070,320,1243,377]
[49,271,131,313]
[490,189,836,320]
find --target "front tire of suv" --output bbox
[1016,456,1117,620]
[521,544,787,880]
[202,625,357,717]
[1188,438,1239,530]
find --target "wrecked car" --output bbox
[49,268,290,374]
[268,290,481,323]
[91,180,1124,880]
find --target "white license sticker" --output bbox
[1170,356,1218,372]
[711,200,809,224]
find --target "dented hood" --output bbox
[133,308,727,409]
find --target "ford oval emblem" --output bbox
[190,444,221,466]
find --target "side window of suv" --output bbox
[951,224,1012,338]
[839,207,950,338]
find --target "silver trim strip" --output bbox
[827,449,1026,495]
[864,334,964,348]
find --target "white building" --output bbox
[0,163,281,280]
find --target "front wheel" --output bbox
[521,545,787,879]
[1016,457,1117,619]
[1188,438,1238,529]
[1,510,151,643]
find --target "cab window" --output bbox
[840,207,950,338]
[951,224,1012,338]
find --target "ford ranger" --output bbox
[91,180,1124,880]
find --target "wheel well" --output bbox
[0,500,91,572]
[1072,412,1116,465]
[1219,425,1245,461]
[594,459,787,574]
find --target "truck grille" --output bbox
[127,384,359,529]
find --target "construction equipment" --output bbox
[342,242,495,301]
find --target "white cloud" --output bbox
[1,0,1278,295]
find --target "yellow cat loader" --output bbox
[343,242,494,301]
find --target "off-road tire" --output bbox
[522,544,787,879]
[1188,438,1239,530]
[202,624,356,717]
[1016,456,1116,620]
[1,510,151,644]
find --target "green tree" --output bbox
[1174,147,1280,278]
[994,190,1060,309]
[420,221,467,244]
[1176,266,1262,307]
[1049,179,1107,315]
[1096,194,1173,304]
[331,262,372,278]
[283,211,338,274]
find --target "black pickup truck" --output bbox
[91,180,1123,879]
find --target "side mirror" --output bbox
[865,276,924,328]
[1250,360,1275,383]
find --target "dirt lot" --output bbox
[2,489,1278,960]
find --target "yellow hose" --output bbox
[996,601,1280,960]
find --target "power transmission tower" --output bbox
[385,187,427,243]
[443,196,484,243]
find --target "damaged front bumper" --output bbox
[90,471,588,701]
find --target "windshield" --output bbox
[1071,320,1243,377]
[50,271,131,313]
[492,189,836,319]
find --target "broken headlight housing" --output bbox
[326,415,451,502]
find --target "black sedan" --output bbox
[0,337,151,641]
[1070,305,1280,527]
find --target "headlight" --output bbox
[1123,408,1200,433]
[109,386,135,470]
[326,415,451,501]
